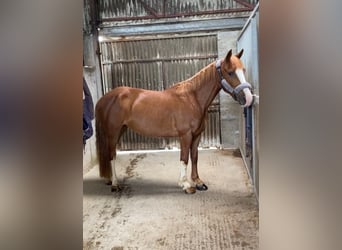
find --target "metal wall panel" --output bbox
[99,34,221,150]
[237,3,259,197]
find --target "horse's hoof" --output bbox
[196,183,208,191]
[111,185,122,192]
[184,187,196,194]
[105,180,112,185]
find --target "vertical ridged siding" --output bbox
[100,35,221,150]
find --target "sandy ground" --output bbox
[83,149,258,249]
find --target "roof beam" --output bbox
[100,7,251,22]
[99,17,248,37]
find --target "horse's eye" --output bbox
[228,71,234,77]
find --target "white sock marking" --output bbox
[111,160,118,186]
[178,161,193,190]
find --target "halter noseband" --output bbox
[215,60,252,101]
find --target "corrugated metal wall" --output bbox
[100,34,221,150]
[98,0,257,21]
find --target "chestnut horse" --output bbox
[95,49,253,194]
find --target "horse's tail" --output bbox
[95,103,112,179]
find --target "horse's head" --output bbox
[216,49,254,107]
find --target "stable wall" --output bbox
[237,4,259,197]
[218,31,241,149]
[83,0,103,172]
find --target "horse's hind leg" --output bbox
[108,126,126,192]
[110,158,121,192]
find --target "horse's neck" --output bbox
[189,63,221,111]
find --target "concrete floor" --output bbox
[83,149,259,250]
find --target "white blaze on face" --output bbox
[236,68,253,107]
[235,68,247,83]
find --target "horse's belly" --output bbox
[125,92,192,137]
[127,118,178,137]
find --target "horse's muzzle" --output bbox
[235,84,254,107]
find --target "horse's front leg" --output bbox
[190,134,208,191]
[178,133,196,194]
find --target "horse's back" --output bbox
[97,86,172,109]
[96,87,134,117]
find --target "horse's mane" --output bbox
[166,62,216,93]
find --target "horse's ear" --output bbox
[225,49,233,63]
[236,49,244,58]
